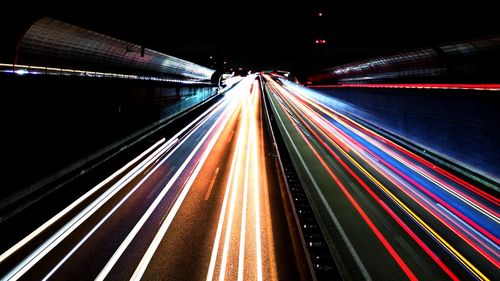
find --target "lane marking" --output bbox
[237,109,251,281]
[41,140,177,281]
[4,138,177,281]
[280,81,494,279]
[218,103,247,281]
[267,85,373,281]
[205,168,220,201]
[1,91,227,273]
[129,99,239,281]
[0,138,166,264]
[206,77,255,281]
[96,98,234,281]
[205,133,242,281]
[42,101,221,281]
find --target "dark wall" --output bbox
[315,87,500,180]
[1,74,216,194]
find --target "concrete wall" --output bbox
[314,87,500,180]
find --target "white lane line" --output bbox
[205,168,220,201]
[1,93,226,268]
[95,99,232,281]
[4,92,229,281]
[218,116,246,281]
[206,76,254,281]
[206,110,245,281]
[3,138,175,281]
[237,109,251,281]
[0,138,165,263]
[41,140,179,281]
[129,97,239,281]
[268,89,373,281]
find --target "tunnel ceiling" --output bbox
[1,1,498,71]
[17,17,215,82]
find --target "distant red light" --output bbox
[318,12,323,16]
[315,39,327,44]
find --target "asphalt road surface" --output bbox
[264,74,498,281]
[0,75,300,281]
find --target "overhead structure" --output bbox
[308,35,500,84]
[16,17,215,83]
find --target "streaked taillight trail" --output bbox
[265,75,497,280]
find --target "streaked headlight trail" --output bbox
[0,76,279,281]
[1,73,497,281]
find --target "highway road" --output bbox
[263,74,499,281]
[0,75,299,281]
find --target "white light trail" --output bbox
[3,88,229,280]
[97,97,233,281]
[129,85,240,281]
[0,138,166,264]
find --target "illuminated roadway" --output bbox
[0,75,299,281]
[1,73,498,281]
[263,74,498,281]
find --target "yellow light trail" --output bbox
[289,85,499,264]
[271,79,491,280]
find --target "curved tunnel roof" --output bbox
[17,17,215,82]
[308,35,500,84]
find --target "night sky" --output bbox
[1,1,498,70]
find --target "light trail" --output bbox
[1,82,232,281]
[129,84,241,281]
[237,103,251,281]
[206,76,267,281]
[285,96,488,279]
[283,82,500,264]
[265,77,372,281]
[41,139,179,281]
[278,93,418,281]
[39,93,230,281]
[308,83,500,91]
[205,112,245,281]
[206,77,254,281]
[0,137,166,264]
[1,75,281,281]
[266,76,498,280]
[289,80,499,205]
[2,137,178,281]
[251,82,264,281]
[1,90,229,268]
